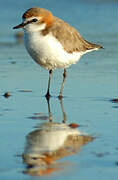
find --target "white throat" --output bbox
[24,22,46,33]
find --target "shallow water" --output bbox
[1,0,118,179]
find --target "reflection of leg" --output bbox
[46,98,53,122]
[45,70,53,99]
[59,98,67,123]
[58,69,67,99]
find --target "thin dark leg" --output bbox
[58,69,67,99]
[46,97,52,122]
[59,98,67,123]
[45,70,53,99]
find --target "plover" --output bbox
[23,122,93,175]
[13,7,102,98]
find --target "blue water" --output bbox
[0,0,118,179]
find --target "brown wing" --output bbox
[42,17,102,53]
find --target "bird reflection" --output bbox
[47,97,66,123]
[22,98,94,176]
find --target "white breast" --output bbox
[24,123,80,153]
[24,31,84,70]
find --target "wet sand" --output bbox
[0,0,118,179]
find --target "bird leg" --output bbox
[46,97,53,122]
[58,69,67,99]
[45,69,53,99]
[59,98,67,123]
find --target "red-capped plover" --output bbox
[13,7,102,99]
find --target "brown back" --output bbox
[42,17,102,53]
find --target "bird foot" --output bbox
[58,95,63,99]
[45,92,51,100]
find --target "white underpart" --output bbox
[24,123,81,154]
[24,22,96,70]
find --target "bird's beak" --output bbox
[13,22,25,29]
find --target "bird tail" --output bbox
[84,39,103,50]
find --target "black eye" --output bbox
[32,18,38,22]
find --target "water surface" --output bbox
[0,0,118,179]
